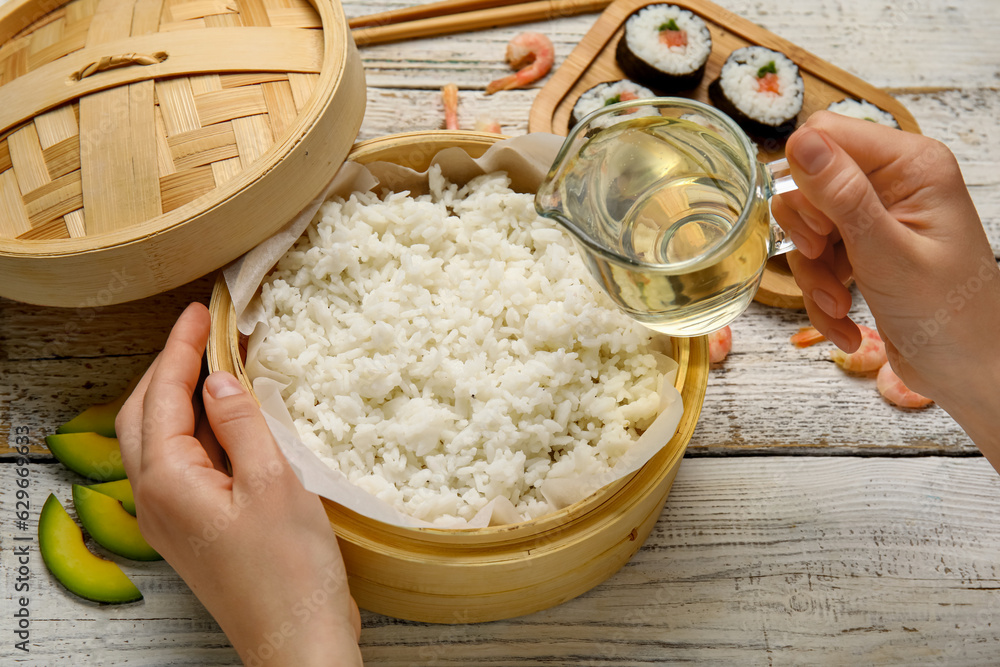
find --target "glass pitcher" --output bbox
[535,97,797,337]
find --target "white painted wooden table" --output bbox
[3,0,1000,664]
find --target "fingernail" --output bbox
[794,129,833,175]
[206,372,244,399]
[825,328,851,352]
[812,289,839,318]
[788,231,819,258]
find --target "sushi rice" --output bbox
[827,99,899,128]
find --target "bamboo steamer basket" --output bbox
[207,130,710,624]
[0,0,364,307]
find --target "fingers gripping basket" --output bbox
[0,0,364,307]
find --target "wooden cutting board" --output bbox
[528,0,920,309]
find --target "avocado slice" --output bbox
[38,494,143,604]
[71,485,160,561]
[57,375,140,437]
[85,479,136,516]
[44,433,126,481]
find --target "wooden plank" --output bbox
[2,458,1000,663]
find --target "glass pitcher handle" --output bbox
[763,158,797,256]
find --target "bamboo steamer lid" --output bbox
[207,131,711,623]
[0,0,365,307]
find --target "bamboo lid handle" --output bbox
[72,52,169,81]
[0,28,323,135]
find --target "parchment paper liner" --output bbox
[224,133,685,529]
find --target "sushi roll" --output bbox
[615,4,712,92]
[827,98,899,128]
[708,46,804,138]
[569,79,658,129]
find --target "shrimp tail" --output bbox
[441,83,459,130]
[485,74,518,95]
[790,326,826,348]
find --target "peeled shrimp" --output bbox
[877,363,933,409]
[485,32,555,94]
[708,325,732,364]
[830,324,887,373]
[441,83,459,130]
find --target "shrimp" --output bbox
[708,325,732,364]
[441,83,459,130]
[830,324,887,373]
[485,32,555,95]
[877,362,934,409]
[790,326,825,348]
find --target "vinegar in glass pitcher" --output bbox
[557,115,771,335]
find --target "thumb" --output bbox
[202,371,286,482]
[785,125,903,258]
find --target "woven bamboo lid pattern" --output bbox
[0,0,365,307]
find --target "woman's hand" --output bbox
[772,112,1000,462]
[116,303,362,666]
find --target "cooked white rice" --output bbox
[827,99,899,128]
[257,169,669,525]
[718,46,803,126]
[624,4,711,74]
[572,79,658,128]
